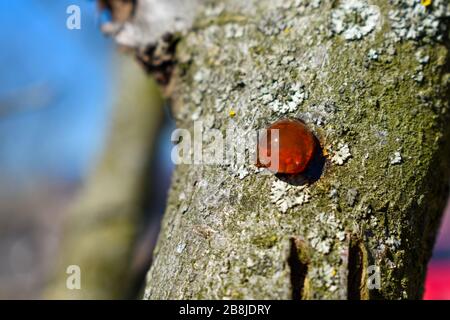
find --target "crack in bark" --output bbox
[347,238,368,300]
[288,238,309,300]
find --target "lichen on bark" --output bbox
[144,0,450,299]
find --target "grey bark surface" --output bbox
[143,0,450,299]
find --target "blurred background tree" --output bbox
[0,1,174,299]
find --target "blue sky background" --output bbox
[0,0,113,185]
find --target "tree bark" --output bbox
[143,0,450,299]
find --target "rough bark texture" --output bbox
[45,57,163,299]
[144,0,450,299]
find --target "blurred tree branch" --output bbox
[45,55,163,299]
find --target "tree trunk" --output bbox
[126,0,450,299]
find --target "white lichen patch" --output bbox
[385,236,401,250]
[331,143,351,165]
[386,259,396,269]
[270,180,310,213]
[329,188,339,200]
[306,212,345,255]
[373,233,402,260]
[176,242,186,253]
[191,107,202,120]
[302,100,336,126]
[368,48,379,61]
[310,237,333,254]
[236,165,250,179]
[346,188,359,207]
[224,23,245,39]
[336,231,346,241]
[281,55,295,65]
[331,0,381,40]
[203,3,225,17]
[412,71,424,83]
[390,151,402,165]
[267,82,309,114]
[309,263,340,293]
[370,215,379,228]
[415,50,430,65]
[388,0,449,42]
[258,10,292,36]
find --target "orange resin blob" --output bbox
[257,119,316,174]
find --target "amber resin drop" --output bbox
[257,119,316,174]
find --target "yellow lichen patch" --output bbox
[331,268,337,277]
[322,147,330,158]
